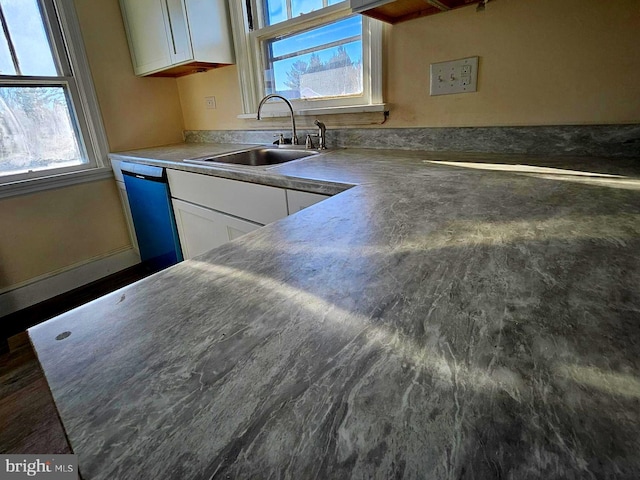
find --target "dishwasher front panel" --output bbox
[121,163,183,270]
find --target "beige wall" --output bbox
[0,180,131,289]
[73,0,185,150]
[1,0,186,294]
[177,0,640,130]
[178,63,246,131]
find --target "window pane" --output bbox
[263,0,347,26]
[0,0,57,76]
[0,26,16,74]
[263,0,287,26]
[0,86,84,177]
[264,16,362,100]
[291,0,323,19]
[271,15,360,58]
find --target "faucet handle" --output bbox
[305,134,314,149]
[273,133,285,145]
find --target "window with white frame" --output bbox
[230,0,384,115]
[0,0,107,189]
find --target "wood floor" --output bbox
[0,333,70,454]
[0,263,156,455]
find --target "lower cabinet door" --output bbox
[172,198,262,259]
[286,190,331,214]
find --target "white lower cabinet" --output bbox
[286,190,331,214]
[167,170,289,259]
[167,170,288,225]
[171,199,260,259]
[166,169,333,259]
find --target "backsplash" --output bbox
[185,124,640,157]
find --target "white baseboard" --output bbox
[0,247,140,317]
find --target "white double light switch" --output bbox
[430,56,479,96]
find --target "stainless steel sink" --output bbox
[185,147,319,167]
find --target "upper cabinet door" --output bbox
[120,0,193,76]
[163,0,193,65]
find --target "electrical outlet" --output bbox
[430,57,478,96]
[205,96,216,109]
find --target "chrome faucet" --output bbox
[256,94,298,145]
[314,119,326,149]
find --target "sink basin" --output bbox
[185,147,318,167]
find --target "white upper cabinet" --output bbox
[120,0,234,77]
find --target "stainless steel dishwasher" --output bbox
[121,162,183,270]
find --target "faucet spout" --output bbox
[256,94,298,145]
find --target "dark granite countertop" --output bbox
[31,145,640,479]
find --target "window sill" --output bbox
[238,103,387,119]
[0,167,113,200]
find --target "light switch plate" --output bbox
[205,96,217,109]
[430,56,479,96]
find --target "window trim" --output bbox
[228,0,384,117]
[0,0,110,197]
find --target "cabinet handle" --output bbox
[165,0,177,55]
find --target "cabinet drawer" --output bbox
[167,169,288,225]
